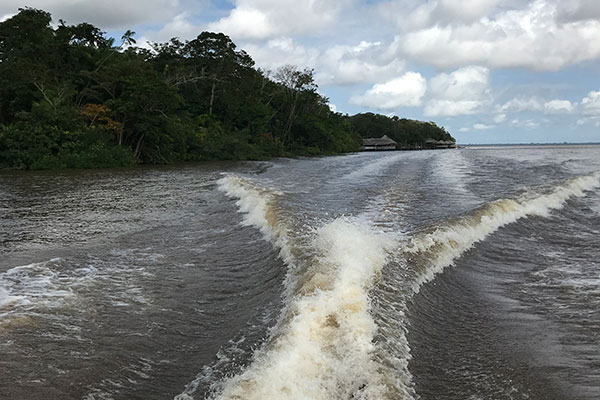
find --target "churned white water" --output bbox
[405,173,600,289]
[213,175,401,399]
[3,147,599,400]
[218,175,292,266]
[199,172,600,400]
[0,259,75,315]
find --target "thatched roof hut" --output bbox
[362,135,397,151]
[424,138,457,149]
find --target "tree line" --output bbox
[0,8,454,170]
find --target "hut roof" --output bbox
[362,135,397,146]
[425,138,456,145]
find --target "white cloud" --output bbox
[428,66,490,101]
[581,91,600,116]
[496,97,575,115]
[511,118,540,129]
[242,37,319,72]
[142,12,197,43]
[208,7,272,39]
[473,123,495,130]
[424,65,491,116]
[0,13,14,22]
[218,38,406,87]
[350,71,427,109]
[399,0,600,71]
[557,0,600,22]
[493,113,507,123]
[544,99,575,113]
[425,100,485,117]
[435,0,502,24]
[0,0,180,29]
[497,96,544,113]
[316,41,406,86]
[379,0,502,30]
[207,0,346,40]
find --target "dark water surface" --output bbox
[1,146,599,399]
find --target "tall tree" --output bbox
[273,65,318,144]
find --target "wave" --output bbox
[214,218,393,400]
[404,173,600,290]
[209,175,398,399]
[180,173,599,400]
[217,175,291,263]
[0,248,160,330]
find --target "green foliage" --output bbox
[0,8,454,170]
[349,113,455,147]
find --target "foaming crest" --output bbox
[218,175,292,265]
[405,174,600,288]
[207,173,599,400]
[213,218,395,400]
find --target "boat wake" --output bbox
[177,172,599,400]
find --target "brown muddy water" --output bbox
[1,146,599,399]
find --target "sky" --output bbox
[2,0,600,144]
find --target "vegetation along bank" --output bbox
[0,8,455,170]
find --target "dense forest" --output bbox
[0,8,454,170]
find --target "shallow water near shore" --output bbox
[1,146,599,399]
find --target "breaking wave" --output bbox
[404,174,600,289]
[200,175,397,399]
[217,175,291,263]
[179,172,599,400]
[213,218,393,400]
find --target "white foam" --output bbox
[218,175,292,265]
[0,259,73,314]
[589,192,600,216]
[0,286,24,308]
[213,175,412,398]
[198,173,600,400]
[405,174,600,289]
[0,254,152,321]
[213,218,394,400]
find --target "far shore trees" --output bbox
[0,8,454,170]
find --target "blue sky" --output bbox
[2,0,600,144]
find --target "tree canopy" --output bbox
[0,8,454,169]
[349,113,454,147]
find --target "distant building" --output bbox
[362,135,397,151]
[424,138,457,149]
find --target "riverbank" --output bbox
[0,9,453,172]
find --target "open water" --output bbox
[1,145,599,399]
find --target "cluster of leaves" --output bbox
[0,8,452,170]
[349,113,454,147]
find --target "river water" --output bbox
[1,146,599,400]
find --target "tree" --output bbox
[180,32,255,115]
[273,65,317,144]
